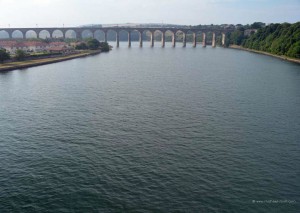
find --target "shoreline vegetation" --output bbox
[225,22,300,63]
[0,50,101,72]
[229,45,300,64]
[0,38,111,72]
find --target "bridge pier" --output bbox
[76,31,81,40]
[116,31,119,48]
[183,32,186,47]
[139,31,143,47]
[193,33,197,47]
[104,31,108,43]
[161,32,165,47]
[202,33,206,47]
[212,33,216,47]
[172,33,176,47]
[128,31,131,47]
[150,31,154,47]
[222,33,226,46]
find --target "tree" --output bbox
[287,41,300,58]
[15,49,27,61]
[250,22,265,29]
[75,42,88,50]
[229,30,245,45]
[0,48,10,63]
[86,38,100,50]
[99,42,110,52]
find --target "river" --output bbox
[0,42,299,212]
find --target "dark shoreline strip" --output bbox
[0,50,101,72]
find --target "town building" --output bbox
[0,40,70,54]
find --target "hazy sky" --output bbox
[0,0,299,27]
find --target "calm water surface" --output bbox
[0,42,299,212]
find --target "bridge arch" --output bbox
[154,30,163,42]
[39,30,51,39]
[0,30,10,39]
[154,30,166,47]
[52,29,64,38]
[12,30,24,39]
[130,29,142,47]
[25,30,38,39]
[65,29,77,39]
[185,30,195,47]
[195,30,203,45]
[118,30,129,41]
[175,30,187,47]
[142,30,154,47]
[142,29,151,40]
[164,30,175,47]
[81,29,93,39]
[94,30,105,41]
[118,30,130,47]
[107,30,117,41]
[106,29,117,46]
[154,29,163,36]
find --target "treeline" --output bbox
[227,22,300,58]
[75,38,110,52]
[0,49,32,62]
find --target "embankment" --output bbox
[0,50,101,72]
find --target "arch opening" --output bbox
[175,30,184,42]
[39,30,51,39]
[106,30,117,47]
[65,30,77,39]
[196,31,204,43]
[142,30,152,45]
[107,30,117,41]
[81,30,93,39]
[118,30,129,41]
[25,30,38,39]
[118,30,129,47]
[52,30,64,38]
[130,30,140,42]
[154,30,163,41]
[164,30,175,41]
[0,30,9,39]
[185,30,195,45]
[205,32,213,46]
[94,30,105,41]
[12,30,24,39]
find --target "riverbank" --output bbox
[0,50,101,72]
[229,45,300,64]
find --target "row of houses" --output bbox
[0,40,72,54]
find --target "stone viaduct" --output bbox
[0,27,234,47]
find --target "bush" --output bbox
[99,42,110,52]
[86,38,100,50]
[75,42,88,50]
[15,49,27,61]
[0,48,10,63]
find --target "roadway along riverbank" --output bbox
[0,50,101,72]
[229,45,300,64]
